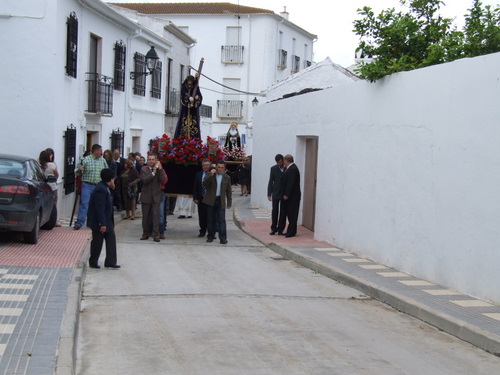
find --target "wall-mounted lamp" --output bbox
[130,46,160,79]
[252,97,259,107]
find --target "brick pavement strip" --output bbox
[0,226,91,375]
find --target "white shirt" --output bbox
[216,173,223,196]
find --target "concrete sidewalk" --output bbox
[233,197,500,357]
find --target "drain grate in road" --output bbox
[271,256,288,261]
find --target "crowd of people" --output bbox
[37,142,300,269]
[70,144,239,269]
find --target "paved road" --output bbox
[76,200,500,375]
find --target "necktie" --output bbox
[201,173,207,196]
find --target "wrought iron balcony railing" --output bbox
[221,45,244,63]
[217,100,243,118]
[86,73,114,115]
[291,55,300,73]
[278,49,287,69]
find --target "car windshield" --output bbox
[0,159,25,179]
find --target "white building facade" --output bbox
[108,2,317,156]
[0,0,192,220]
[251,52,500,304]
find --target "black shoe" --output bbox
[89,264,100,269]
[269,231,276,235]
[73,225,81,230]
[285,233,295,238]
[206,238,213,243]
[105,264,121,269]
[178,215,186,219]
[220,240,228,244]
[197,233,205,238]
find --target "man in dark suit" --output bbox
[140,153,166,242]
[87,168,120,269]
[113,149,126,210]
[193,158,212,238]
[267,154,286,235]
[203,160,232,244]
[281,154,301,238]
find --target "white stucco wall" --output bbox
[0,0,190,220]
[252,52,500,304]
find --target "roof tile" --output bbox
[109,2,275,15]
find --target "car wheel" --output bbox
[24,212,40,244]
[41,205,57,230]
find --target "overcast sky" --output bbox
[109,0,500,67]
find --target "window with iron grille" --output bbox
[66,12,78,78]
[221,45,244,63]
[278,49,287,69]
[133,52,146,96]
[151,60,162,99]
[86,73,114,115]
[110,129,125,155]
[114,41,126,92]
[291,55,300,73]
[166,87,179,115]
[64,125,77,195]
[200,104,212,119]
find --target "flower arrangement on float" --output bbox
[222,146,246,161]
[150,134,224,164]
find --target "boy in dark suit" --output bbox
[87,168,120,269]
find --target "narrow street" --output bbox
[76,195,500,375]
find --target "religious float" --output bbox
[149,57,248,195]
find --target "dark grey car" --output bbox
[0,154,57,244]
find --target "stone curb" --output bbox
[232,202,500,357]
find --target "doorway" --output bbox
[302,137,318,231]
[86,131,100,153]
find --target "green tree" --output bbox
[353,0,500,82]
[464,0,500,56]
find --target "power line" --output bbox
[189,65,263,96]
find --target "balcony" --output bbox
[221,45,244,64]
[217,100,243,118]
[86,73,114,115]
[278,49,287,69]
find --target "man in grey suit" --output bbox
[267,154,286,235]
[203,160,232,244]
[140,154,166,242]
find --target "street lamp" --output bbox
[130,46,160,79]
[252,97,259,107]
